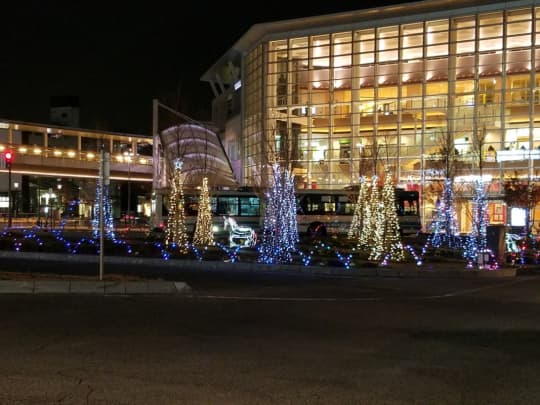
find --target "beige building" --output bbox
[202,0,540,232]
[0,119,153,226]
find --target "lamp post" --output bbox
[7,166,11,228]
[4,151,13,228]
[13,181,19,219]
[123,150,132,224]
[57,182,63,224]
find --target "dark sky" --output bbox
[1,1,411,135]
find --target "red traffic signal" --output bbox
[3,150,13,167]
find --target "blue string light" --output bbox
[216,242,241,263]
[92,179,116,241]
[258,164,299,265]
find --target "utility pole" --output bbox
[4,151,14,228]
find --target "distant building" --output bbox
[0,118,153,226]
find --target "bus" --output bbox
[295,188,421,237]
[182,189,262,240]
[175,187,421,241]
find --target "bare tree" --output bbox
[471,122,487,177]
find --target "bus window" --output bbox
[239,196,260,216]
[336,195,354,215]
[321,195,336,213]
[215,196,239,216]
[300,195,324,214]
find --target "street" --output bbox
[0,275,540,404]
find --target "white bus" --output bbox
[182,189,262,239]
[173,187,421,241]
[295,188,421,237]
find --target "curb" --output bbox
[0,280,192,295]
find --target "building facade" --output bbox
[202,0,540,232]
[0,119,153,227]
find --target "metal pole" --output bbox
[7,165,11,228]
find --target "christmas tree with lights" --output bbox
[369,168,404,262]
[258,164,299,264]
[464,179,489,265]
[361,176,379,252]
[429,178,460,249]
[165,159,189,252]
[348,177,368,242]
[92,178,116,240]
[193,176,214,246]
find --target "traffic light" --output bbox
[3,150,13,168]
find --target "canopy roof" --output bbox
[160,123,238,189]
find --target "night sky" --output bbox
[1,1,411,135]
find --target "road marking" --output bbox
[192,295,384,302]
[423,276,537,299]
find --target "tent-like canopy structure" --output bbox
[159,123,238,189]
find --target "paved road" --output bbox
[1,276,539,404]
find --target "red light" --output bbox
[4,151,12,162]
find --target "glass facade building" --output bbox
[203,0,540,232]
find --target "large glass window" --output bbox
[507,9,531,48]
[426,20,448,57]
[401,23,423,60]
[377,26,399,62]
[455,17,475,54]
[479,13,503,52]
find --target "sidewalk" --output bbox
[0,279,192,295]
[0,251,519,296]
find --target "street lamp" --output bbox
[123,150,132,223]
[13,181,19,219]
[4,151,14,228]
[57,182,63,220]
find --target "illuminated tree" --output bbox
[258,164,298,264]
[92,178,115,240]
[430,178,460,249]
[362,176,380,252]
[165,159,189,252]
[348,176,368,242]
[193,177,214,246]
[369,169,404,262]
[464,179,489,265]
